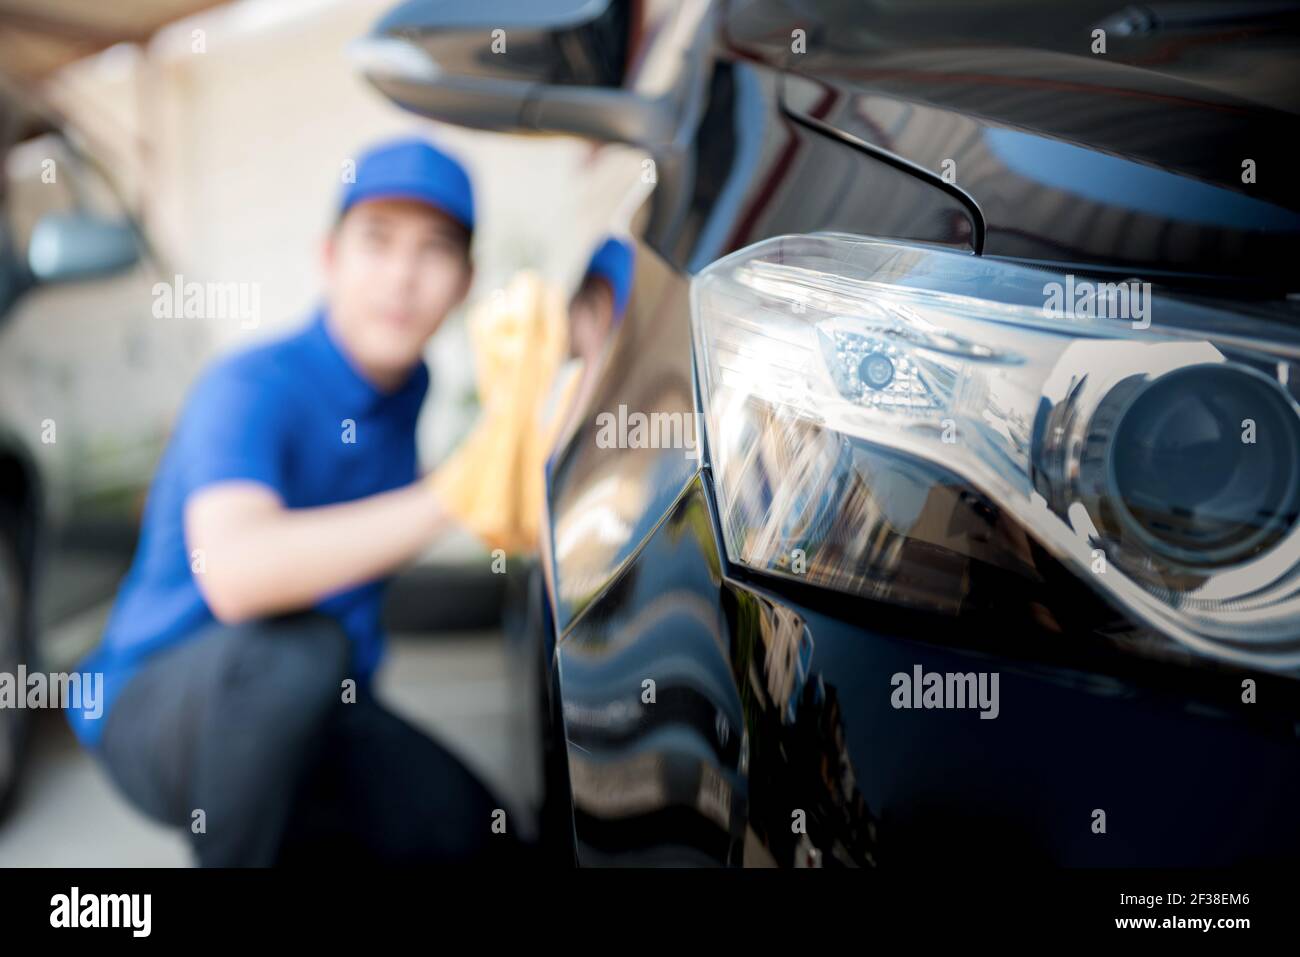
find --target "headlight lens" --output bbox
[690,233,1300,671]
[1105,364,1300,566]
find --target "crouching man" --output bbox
[67,136,525,867]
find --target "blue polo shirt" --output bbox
[67,307,429,748]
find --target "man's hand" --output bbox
[185,479,452,624]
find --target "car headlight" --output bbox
[690,233,1300,672]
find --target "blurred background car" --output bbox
[0,83,207,817]
[359,0,1300,866]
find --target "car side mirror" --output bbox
[353,0,714,150]
[27,211,140,284]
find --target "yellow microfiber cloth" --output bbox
[431,271,578,555]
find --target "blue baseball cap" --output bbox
[584,236,635,321]
[338,136,475,233]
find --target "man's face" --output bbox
[323,198,472,386]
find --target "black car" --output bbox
[359,0,1300,866]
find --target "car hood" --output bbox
[727,0,1300,291]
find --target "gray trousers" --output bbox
[96,612,525,867]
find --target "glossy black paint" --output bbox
[533,0,1300,866]
[727,0,1300,290]
[557,476,1300,866]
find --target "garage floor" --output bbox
[0,630,530,866]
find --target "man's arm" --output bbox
[185,480,450,624]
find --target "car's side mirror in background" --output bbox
[353,0,715,151]
[27,211,140,284]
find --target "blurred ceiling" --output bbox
[0,0,226,84]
